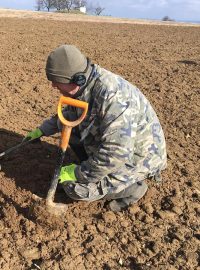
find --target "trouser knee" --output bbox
[105,181,148,201]
[62,182,105,202]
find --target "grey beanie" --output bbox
[46,45,87,84]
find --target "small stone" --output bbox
[143,215,154,223]
[19,247,40,261]
[127,244,138,255]
[121,220,129,228]
[152,242,160,253]
[186,251,198,265]
[172,206,183,215]
[16,238,26,246]
[121,237,127,244]
[97,223,105,233]
[102,211,117,223]
[68,224,76,238]
[119,258,123,266]
[86,225,96,233]
[129,205,140,215]
[69,247,82,257]
[137,255,146,264]
[96,252,102,260]
[143,203,154,214]
[195,208,200,215]
[86,253,95,262]
[105,228,115,238]
[168,266,177,270]
[157,210,177,220]
[170,197,185,207]
[136,212,146,221]
[174,232,185,241]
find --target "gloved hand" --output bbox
[59,164,77,184]
[25,128,43,141]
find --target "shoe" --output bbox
[108,199,129,212]
[108,181,148,212]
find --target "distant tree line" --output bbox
[162,16,175,22]
[35,0,105,15]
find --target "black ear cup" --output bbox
[70,58,91,86]
[71,74,87,86]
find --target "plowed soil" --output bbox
[0,10,199,270]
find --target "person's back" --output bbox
[74,65,167,194]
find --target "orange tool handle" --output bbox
[60,126,72,152]
[58,96,88,127]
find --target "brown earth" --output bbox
[0,8,199,27]
[0,9,200,270]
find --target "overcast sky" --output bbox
[0,0,199,22]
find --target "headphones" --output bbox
[70,58,91,87]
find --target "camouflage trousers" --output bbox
[62,178,149,202]
[62,143,164,202]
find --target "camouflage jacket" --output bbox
[40,65,167,193]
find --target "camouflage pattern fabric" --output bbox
[40,65,167,200]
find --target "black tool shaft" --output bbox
[46,149,66,201]
[0,138,32,158]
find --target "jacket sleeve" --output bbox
[39,107,79,136]
[39,114,59,136]
[75,90,140,183]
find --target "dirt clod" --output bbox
[102,211,117,223]
[19,247,40,261]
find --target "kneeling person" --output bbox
[27,45,167,212]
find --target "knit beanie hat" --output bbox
[46,45,87,84]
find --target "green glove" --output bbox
[26,128,43,140]
[59,164,77,184]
